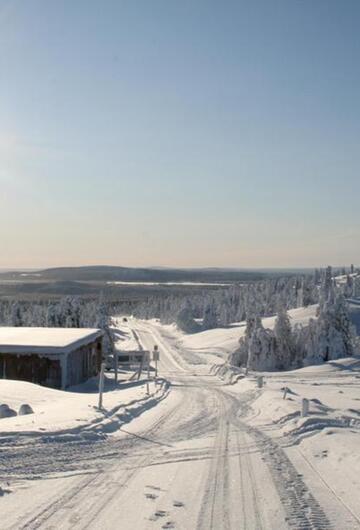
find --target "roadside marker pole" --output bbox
[114,349,118,384]
[98,362,105,409]
[153,345,159,384]
[302,398,309,417]
[146,352,150,395]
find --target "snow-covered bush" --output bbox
[18,404,34,416]
[0,404,17,419]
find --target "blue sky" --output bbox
[0,0,359,268]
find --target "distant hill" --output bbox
[32,266,268,283]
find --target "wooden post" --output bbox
[146,352,150,395]
[114,349,118,384]
[153,344,159,381]
[98,362,105,409]
[302,398,309,417]
[257,376,264,388]
[153,345,159,380]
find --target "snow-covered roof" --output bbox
[0,327,103,356]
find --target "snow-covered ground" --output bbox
[232,358,360,523]
[141,315,360,527]
[1,311,360,529]
[0,374,168,436]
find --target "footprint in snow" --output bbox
[155,510,168,518]
[145,493,157,500]
[162,522,175,529]
[173,500,184,508]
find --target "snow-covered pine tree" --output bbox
[247,319,275,371]
[316,294,354,361]
[176,305,199,333]
[202,301,218,330]
[322,266,333,301]
[10,301,22,327]
[273,306,295,369]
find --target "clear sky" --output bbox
[0,0,359,269]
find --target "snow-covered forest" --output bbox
[135,265,360,371]
[0,265,358,372]
[0,296,112,332]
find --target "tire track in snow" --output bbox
[196,393,231,530]
[226,391,334,530]
[12,402,179,530]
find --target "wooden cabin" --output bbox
[0,327,104,389]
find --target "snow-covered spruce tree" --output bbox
[354,276,360,298]
[321,266,333,302]
[247,319,275,371]
[315,294,354,362]
[344,274,354,298]
[232,311,262,368]
[10,301,23,327]
[202,302,218,330]
[231,335,248,368]
[302,276,318,307]
[273,306,295,370]
[94,294,113,355]
[218,302,232,327]
[176,304,200,334]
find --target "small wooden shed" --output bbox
[0,327,104,389]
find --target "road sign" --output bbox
[153,350,160,361]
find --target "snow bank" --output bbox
[0,375,168,437]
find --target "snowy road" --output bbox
[1,319,359,529]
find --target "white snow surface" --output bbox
[0,327,103,355]
[1,309,360,530]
